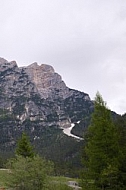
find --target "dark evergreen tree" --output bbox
[6,132,55,190]
[114,114,126,188]
[82,92,120,190]
[15,132,35,158]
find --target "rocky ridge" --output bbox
[0,58,93,159]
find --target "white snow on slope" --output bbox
[62,123,83,140]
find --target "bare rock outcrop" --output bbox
[24,62,70,99]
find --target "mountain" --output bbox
[0,57,94,175]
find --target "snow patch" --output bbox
[62,123,83,140]
[34,136,40,140]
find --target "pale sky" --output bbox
[0,0,126,114]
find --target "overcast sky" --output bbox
[0,0,126,114]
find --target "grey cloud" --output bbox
[0,0,126,114]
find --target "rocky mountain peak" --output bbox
[0,57,93,126]
[24,62,69,99]
[40,64,55,73]
[27,62,54,73]
[0,57,8,64]
[27,62,38,68]
[0,57,94,161]
[0,58,17,71]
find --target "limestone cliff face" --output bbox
[24,62,70,99]
[0,58,93,149]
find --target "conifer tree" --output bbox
[6,155,54,190]
[82,92,120,190]
[6,133,54,190]
[15,132,35,158]
[114,114,126,188]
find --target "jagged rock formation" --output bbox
[24,62,71,99]
[0,57,94,170]
[0,58,93,128]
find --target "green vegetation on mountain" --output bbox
[0,93,126,190]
